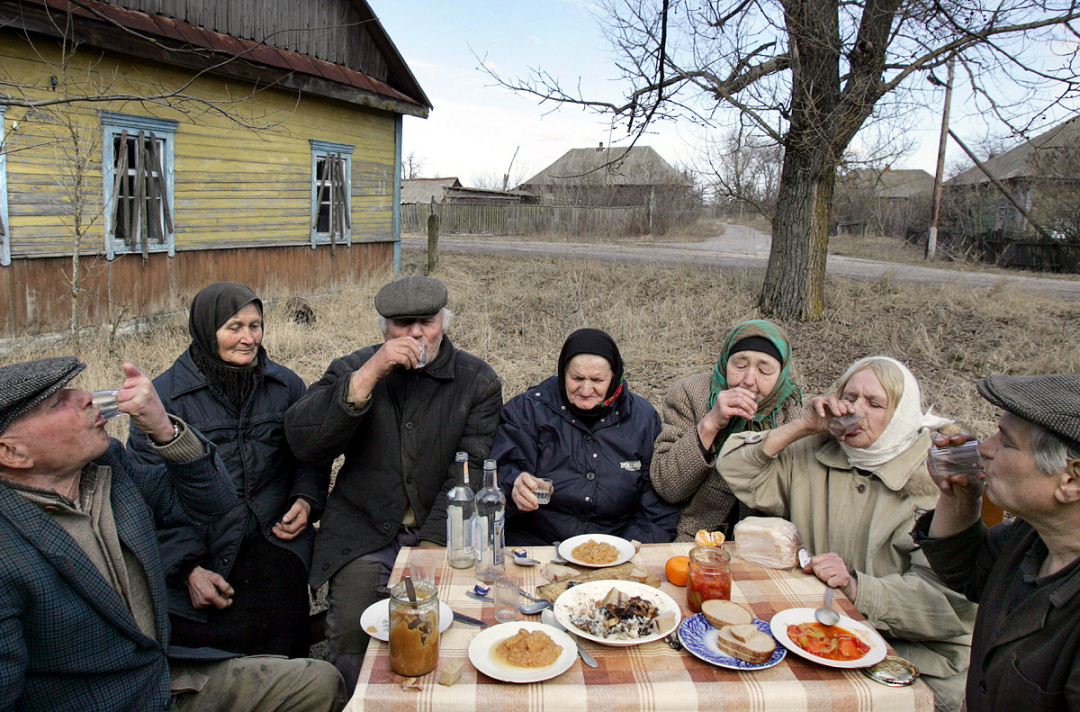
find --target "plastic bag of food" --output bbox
[732,517,802,569]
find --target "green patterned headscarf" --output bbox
[707,319,801,442]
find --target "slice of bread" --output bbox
[701,599,753,629]
[729,624,761,644]
[715,625,776,664]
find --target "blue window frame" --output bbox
[310,139,353,247]
[101,112,177,259]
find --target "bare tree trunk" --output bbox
[761,145,835,319]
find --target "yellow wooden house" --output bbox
[0,0,430,337]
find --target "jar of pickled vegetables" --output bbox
[686,545,731,613]
[388,580,440,676]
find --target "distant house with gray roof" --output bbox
[945,115,1080,237]
[518,144,692,208]
[833,167,934,237]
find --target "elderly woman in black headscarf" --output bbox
[128,282,330,658]
[491,328,678,546]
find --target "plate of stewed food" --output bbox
[553,580,681,647]
[468,622,578,683]
[769,608,887,669]
[557,534,636,568]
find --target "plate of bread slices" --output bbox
[678,600,786,670]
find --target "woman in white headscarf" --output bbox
[718,356,975,712]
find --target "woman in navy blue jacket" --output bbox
[492,328,677,546]
[128,282,330,658]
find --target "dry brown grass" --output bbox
[3,248,1077,443]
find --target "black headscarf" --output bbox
[557,328,626,421]
[187,282,265,409]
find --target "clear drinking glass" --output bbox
[91,390,122,420]
[828,413,864,438]
[927,440,983,485]
[532,478,554,505]
[494,574,521,623]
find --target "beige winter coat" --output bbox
[652,373,798,542]
[719,429,975,712]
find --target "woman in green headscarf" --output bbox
[652,320,802,542]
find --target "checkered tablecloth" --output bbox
[345,543,934,712]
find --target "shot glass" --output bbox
[91,389,122,420]
[532,478,554,505]
[927,440,983,486]
[416,343,428,369]
[407,555,435,587]
[494,574,521,623]
[828,413,865,439]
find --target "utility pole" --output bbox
[927,55,954,260]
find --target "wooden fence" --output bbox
[401,203,649,236]
[905,229,1080,272]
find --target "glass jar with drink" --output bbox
[686,545,732,613]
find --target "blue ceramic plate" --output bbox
[678,614,786,670]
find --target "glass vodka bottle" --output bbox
[473,458,505,583]
[446,452,476,569]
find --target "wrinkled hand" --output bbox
[931,431,976,448]
[803,552,857,601]
[116,363,174,443]
[348,337,424,403]
[186,566,234,610]
[798,396,853,435]
[272,499,311,540]
[511,472,542,512]
[702,387,758,432]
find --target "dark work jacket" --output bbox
[284,336,502,588]
[127,350,330,622]
[915,512,1080,712]
[0,439,237,712]
[491,375,678,546]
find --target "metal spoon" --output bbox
[504,547,541,566]
[815,586,840,627]
[550,541,568,564]
[465,590,551,614]
[541,608,598,667]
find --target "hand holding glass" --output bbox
[92,390,122,420]
[532,478,554,505]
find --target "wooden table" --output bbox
[345,543,934,712]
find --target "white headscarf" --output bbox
[838,356,951,471]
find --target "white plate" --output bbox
[553,579,681,647]
[359,599,454,642]
[770,607,888,669]
[467,622,578,683]
[678,614,786,670]
[558,534,635,568]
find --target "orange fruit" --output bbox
[695,529,726,547]
[665,555,691,587]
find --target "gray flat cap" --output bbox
[0,357,86,435]
[977,374,1080,449]
[374,276,448,319]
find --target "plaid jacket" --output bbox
[0,438,237,712]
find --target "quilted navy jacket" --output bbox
[492,375,678,546]
[0,438,237,712]
[127,350,330,622]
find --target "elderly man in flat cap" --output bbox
[286,275,502,691]
[0,357,345,712]
[913,374,1080,711]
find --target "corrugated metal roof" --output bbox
[31,0,424,109]
[520,146,689,188]
[948,115,1080,186]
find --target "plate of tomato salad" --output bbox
[769,608,887,669]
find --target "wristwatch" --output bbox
[151,420,181,446]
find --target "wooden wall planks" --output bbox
[0,242,392,337]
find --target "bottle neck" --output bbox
[457,461,469,488]
[482,467,498,490]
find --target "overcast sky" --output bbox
[373,1,1076,189]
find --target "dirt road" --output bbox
[403,222,1080,299]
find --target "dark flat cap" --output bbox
[0,357,86,434]
[977,374,1080,449]
[374,276,448,319]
